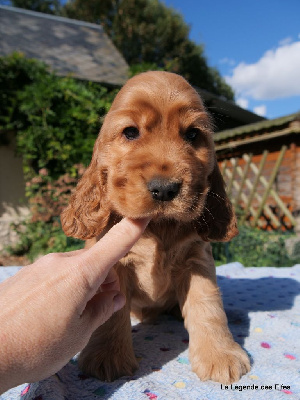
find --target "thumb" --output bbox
[82,290,126,329]
[77,217,150,285]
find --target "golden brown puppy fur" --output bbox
[61,71,250,383]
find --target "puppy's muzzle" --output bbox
[147,178,181,202]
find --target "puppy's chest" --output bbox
[123,236,176,304]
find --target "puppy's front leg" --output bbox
[176,242,250,384]
[78,267,138,381]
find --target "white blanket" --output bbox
[1,263,300,399]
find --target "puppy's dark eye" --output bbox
[184,128,199,143]
[123,126,140,140]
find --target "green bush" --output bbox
[10,218,84,261]
[212,225,300,267]
[8,166,86,261]
[0,52,117,179]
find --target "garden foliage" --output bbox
[0,52,116,179]
[212,225,299,267]
[0,53,116,259]
[9,166,86,260]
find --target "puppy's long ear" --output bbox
[196,160,238,242]
[61,160,110,239]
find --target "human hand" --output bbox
[0,217,149,393]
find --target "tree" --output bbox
[7,0,61,14]
[62,0,118,29]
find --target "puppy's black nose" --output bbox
[147,178,181,201]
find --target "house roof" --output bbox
[197,88,266,132]
[0,5,128,86]
[214,111,300,151]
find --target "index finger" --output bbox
[74,217,150,285]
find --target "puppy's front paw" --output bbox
[190,341,250,384]
[78,347,139,382]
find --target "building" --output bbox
[214,112,300,232]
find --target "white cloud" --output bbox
[236,99,267,117]
[236,97,249,109]
[279,37,293,47]
[253,105,267,117]
[225,39,300,100]
[219,57,236,67]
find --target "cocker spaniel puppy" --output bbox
[61,71,250,384]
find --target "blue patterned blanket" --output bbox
[1,263,300,400]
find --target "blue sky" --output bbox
[163,0,300,119]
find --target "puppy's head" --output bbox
[61,71,237,241]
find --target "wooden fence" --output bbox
[220,145,297,230]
